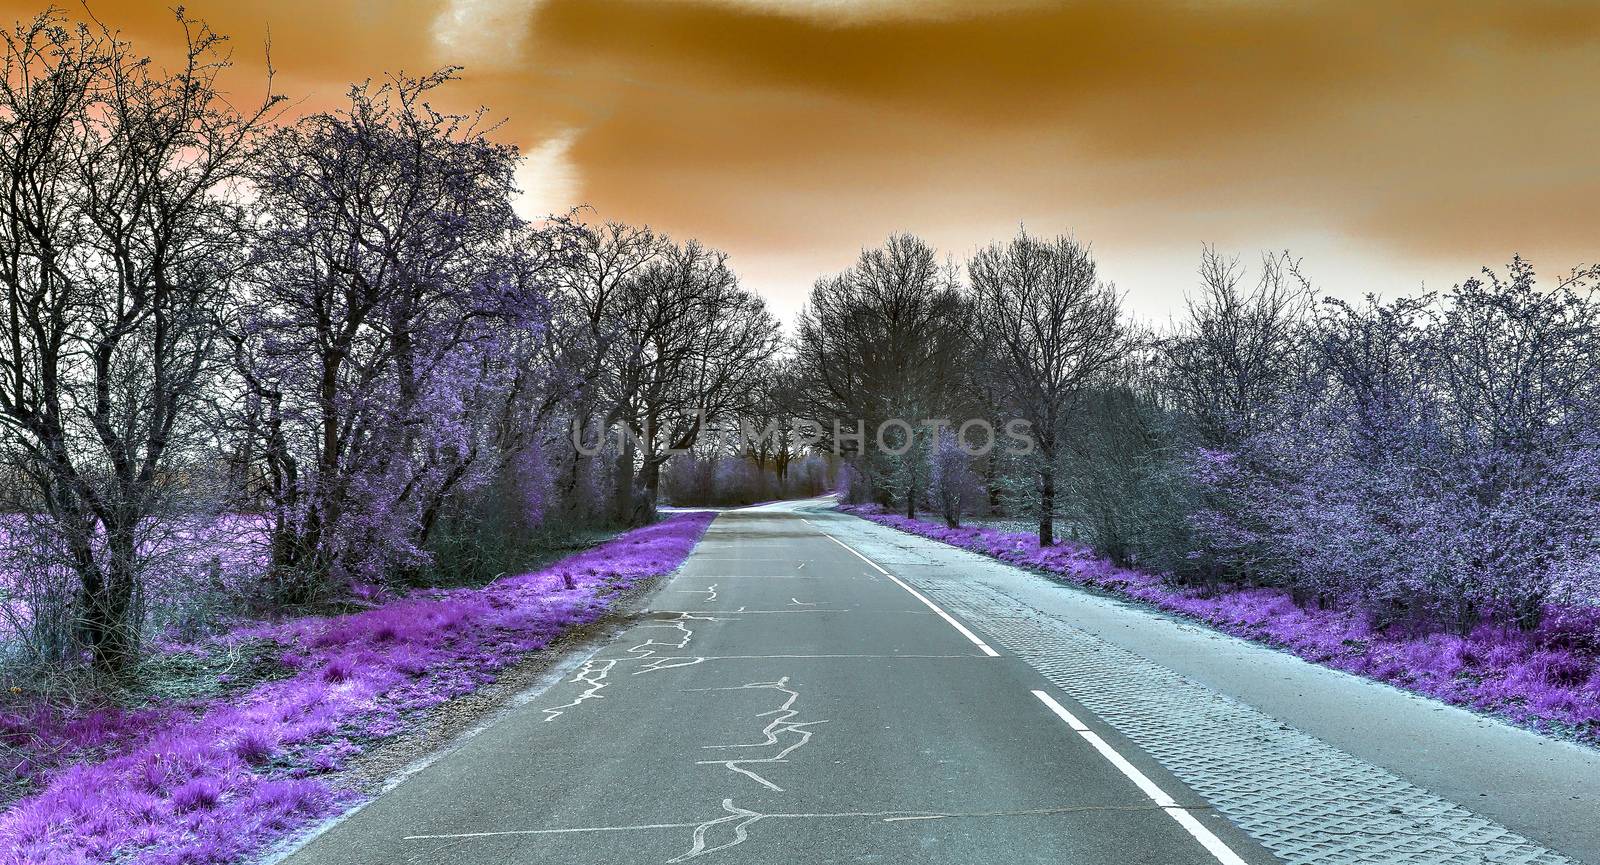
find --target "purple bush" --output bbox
[842,504,1600,742]
[926,429,980,528]
[0,512,712,865]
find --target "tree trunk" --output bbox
[905,468,917,519]
[985,454,1001,516]
[644,461,660,497]
[1038,463,1055,547]
[85,522,139,674]
[614,430,635,524]
[639,459,663,523]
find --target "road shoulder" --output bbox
[818,505,1600,864]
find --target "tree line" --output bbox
[0,11,781,674]
[4,7,1597,681]
[801,233,1600,641]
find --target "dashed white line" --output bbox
[1032,690,1249,865]
[817,513,1246,863]
[670,575,808,579]
[649,609,838,615]
[814,531,1000,657]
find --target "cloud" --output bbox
[514,127,582,220]
[431,0,542,70]
[9,0,1599,322]
[515,1,1600,293]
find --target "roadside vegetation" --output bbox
[811,235,1600,646]
[0,513,712,864]
[0,8,789,684]
[813,235,1600,743]
[843,506,1600,741]
[0,8,775,860]
[1,3,1598,862]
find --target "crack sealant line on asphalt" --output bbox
[688,676,828,792]
[647,608,851,614]
[811,526,1001,657]
[1032,690,1251,865]
[400,801,1214,843]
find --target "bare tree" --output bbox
[796,234,972,515]
[541,218,668,520]
[1161,246,1313,449]
[611,241,780,521]
[237,70,540,596]
[970,230,1124,546]
[0,10,278,671]
[744,358,805,486]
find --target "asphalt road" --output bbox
[277,500,1599,865]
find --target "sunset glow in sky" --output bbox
[15,0,1600,323]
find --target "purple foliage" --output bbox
[843,504,1600,742]
[515,439,553,530]
[926,429,980,528]
[238,70,558,597]
[1191,275,1600,633]
[0,513,712,864]
[0,512,275,667]
[834,460,866,504]
[0,703,179,797]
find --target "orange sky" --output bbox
[11,0,1600,325]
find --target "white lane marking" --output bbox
[817,532,1000,657]
[672,575,807,580]
[673,584,719,601]
[649,609,838,614]
[669,575,809,579]
[408,821,699,839]
[815,513,1242,861]
[1032,690,1249,865]
[649,609,934,615]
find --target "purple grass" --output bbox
[0,512,713,865]
[841,504,1600,743]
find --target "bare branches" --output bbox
[238,68,542,594]
[794,233,972,515]
[1160,246,1313,448]
[969,229,1125,545]
[0,7,276,672]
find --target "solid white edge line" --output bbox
[1031,690,1249,865]
[817,512,1245,863]
[882,573,1000,657]
[816,531,1000,657]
